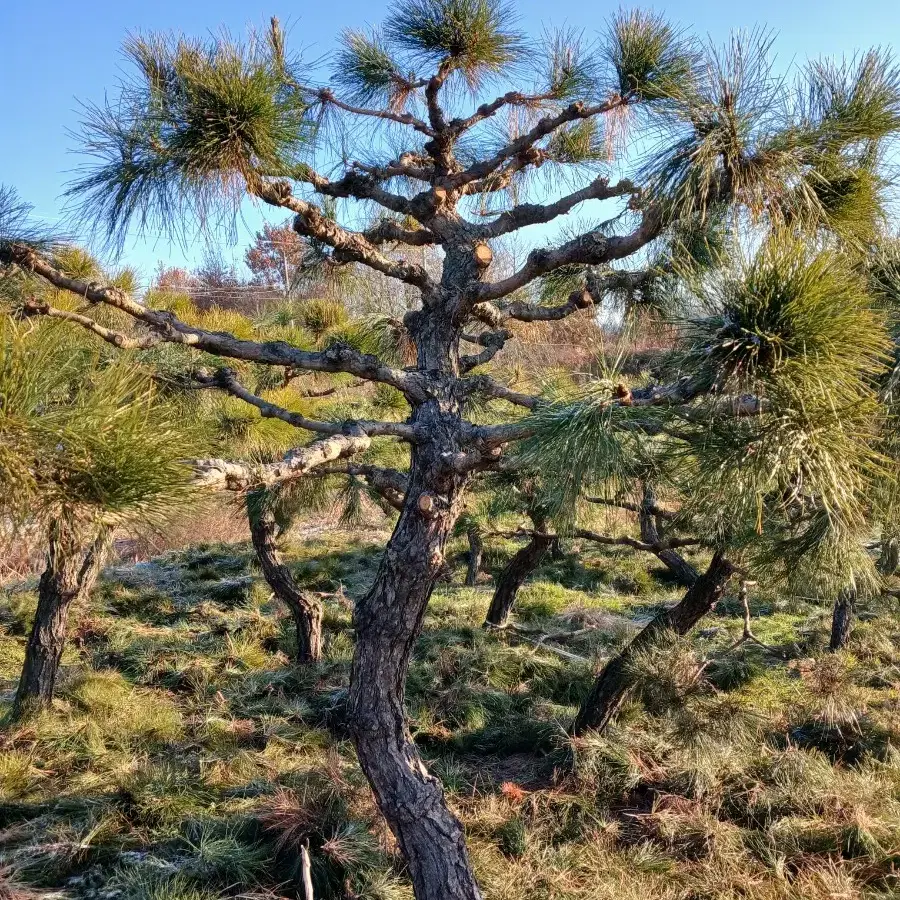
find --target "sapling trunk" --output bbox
[465,526,483,587]
[572,551,735,735]
[829,587,856,651]
[484,513,553,627]
[248,504,322,665]
[12,523,108,720]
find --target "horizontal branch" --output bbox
[22,300,160,349]
[476,208,663,303]
[462,375,541,410]
[478,177,637,239]
[493,527,699,554]
[6,246,424,399]
[208,368,417,440]
[316,88,433,136]
[583,494,676,521]
[192,430,372,491]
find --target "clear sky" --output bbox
[2,0,899,281]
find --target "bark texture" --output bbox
[829,587,856,651]
[572,551,735,735]
[12,525,107,720]
[249,504,323,664]
[484,513,553,627]
[348,307,483,900]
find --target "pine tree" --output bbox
[3,8,900,897]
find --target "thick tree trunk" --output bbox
[465,527,483,587]
[248,504,322,664]
[572,551,735,735]
[829,587,856,651]
[638,483,698,587]
[12,524,107,720]
[349,447,480,899]
[484,514,553,627]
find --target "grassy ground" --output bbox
[1,528,899,899]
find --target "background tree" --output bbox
[0,308,194,720]
[4,8,900,898]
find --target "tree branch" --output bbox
[192,430,372,491]
[21,299,161,350]
[447,97,628,189]
[462,375,541,410]
[476,208,663,303]
[205,367,418,440]
[5,246,424,399]
[478,177,636,239]
[316,88,434,136]
[252,182,432,288]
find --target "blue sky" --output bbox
[2,0,899,280]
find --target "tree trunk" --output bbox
[349,400,482,898]
[829,587,856,651]
[572,551,735,735]
[484,514,553,627]
[12,524,107,720]
[639,483,698,587]
[248,503,322,664]
[465,527,482,587]
[878,538,899,576]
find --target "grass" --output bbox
[1,526,899,899]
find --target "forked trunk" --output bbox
[349,399,482,900]
[638,483,698,587]
[248,504,322,664]
[572,551,735,735]
[465,527,483,587]
[12,524,107,720]
[484,514,553,627]
[829,587,856,651]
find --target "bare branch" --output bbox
[317,88,434,136]
[6,245,424,399]
[476,208,663,303]
[207,368,418,441]
[22,299,161,350]
[192,431,372,491]
[478,177,637,239]
[447,97,628,189]
[252,182,432,288]
[583,494,676,521]
[462,374,541,409]
[459,329,512,372]
[317,462,408,510]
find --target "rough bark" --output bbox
[348,305,483,900]
[465,527,483,587]
[572,551,735,735]
[829,587,856,651]
[638,483,698,587]
[248,504,323,665]
[12,524,107,720]
[484,513,553,627]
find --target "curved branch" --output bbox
[207,368,418,441]
[252,182,432,288]
[462,375,541,410]
[478,177,637,239]
[476,208,663,303]
[6,246,424,399]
